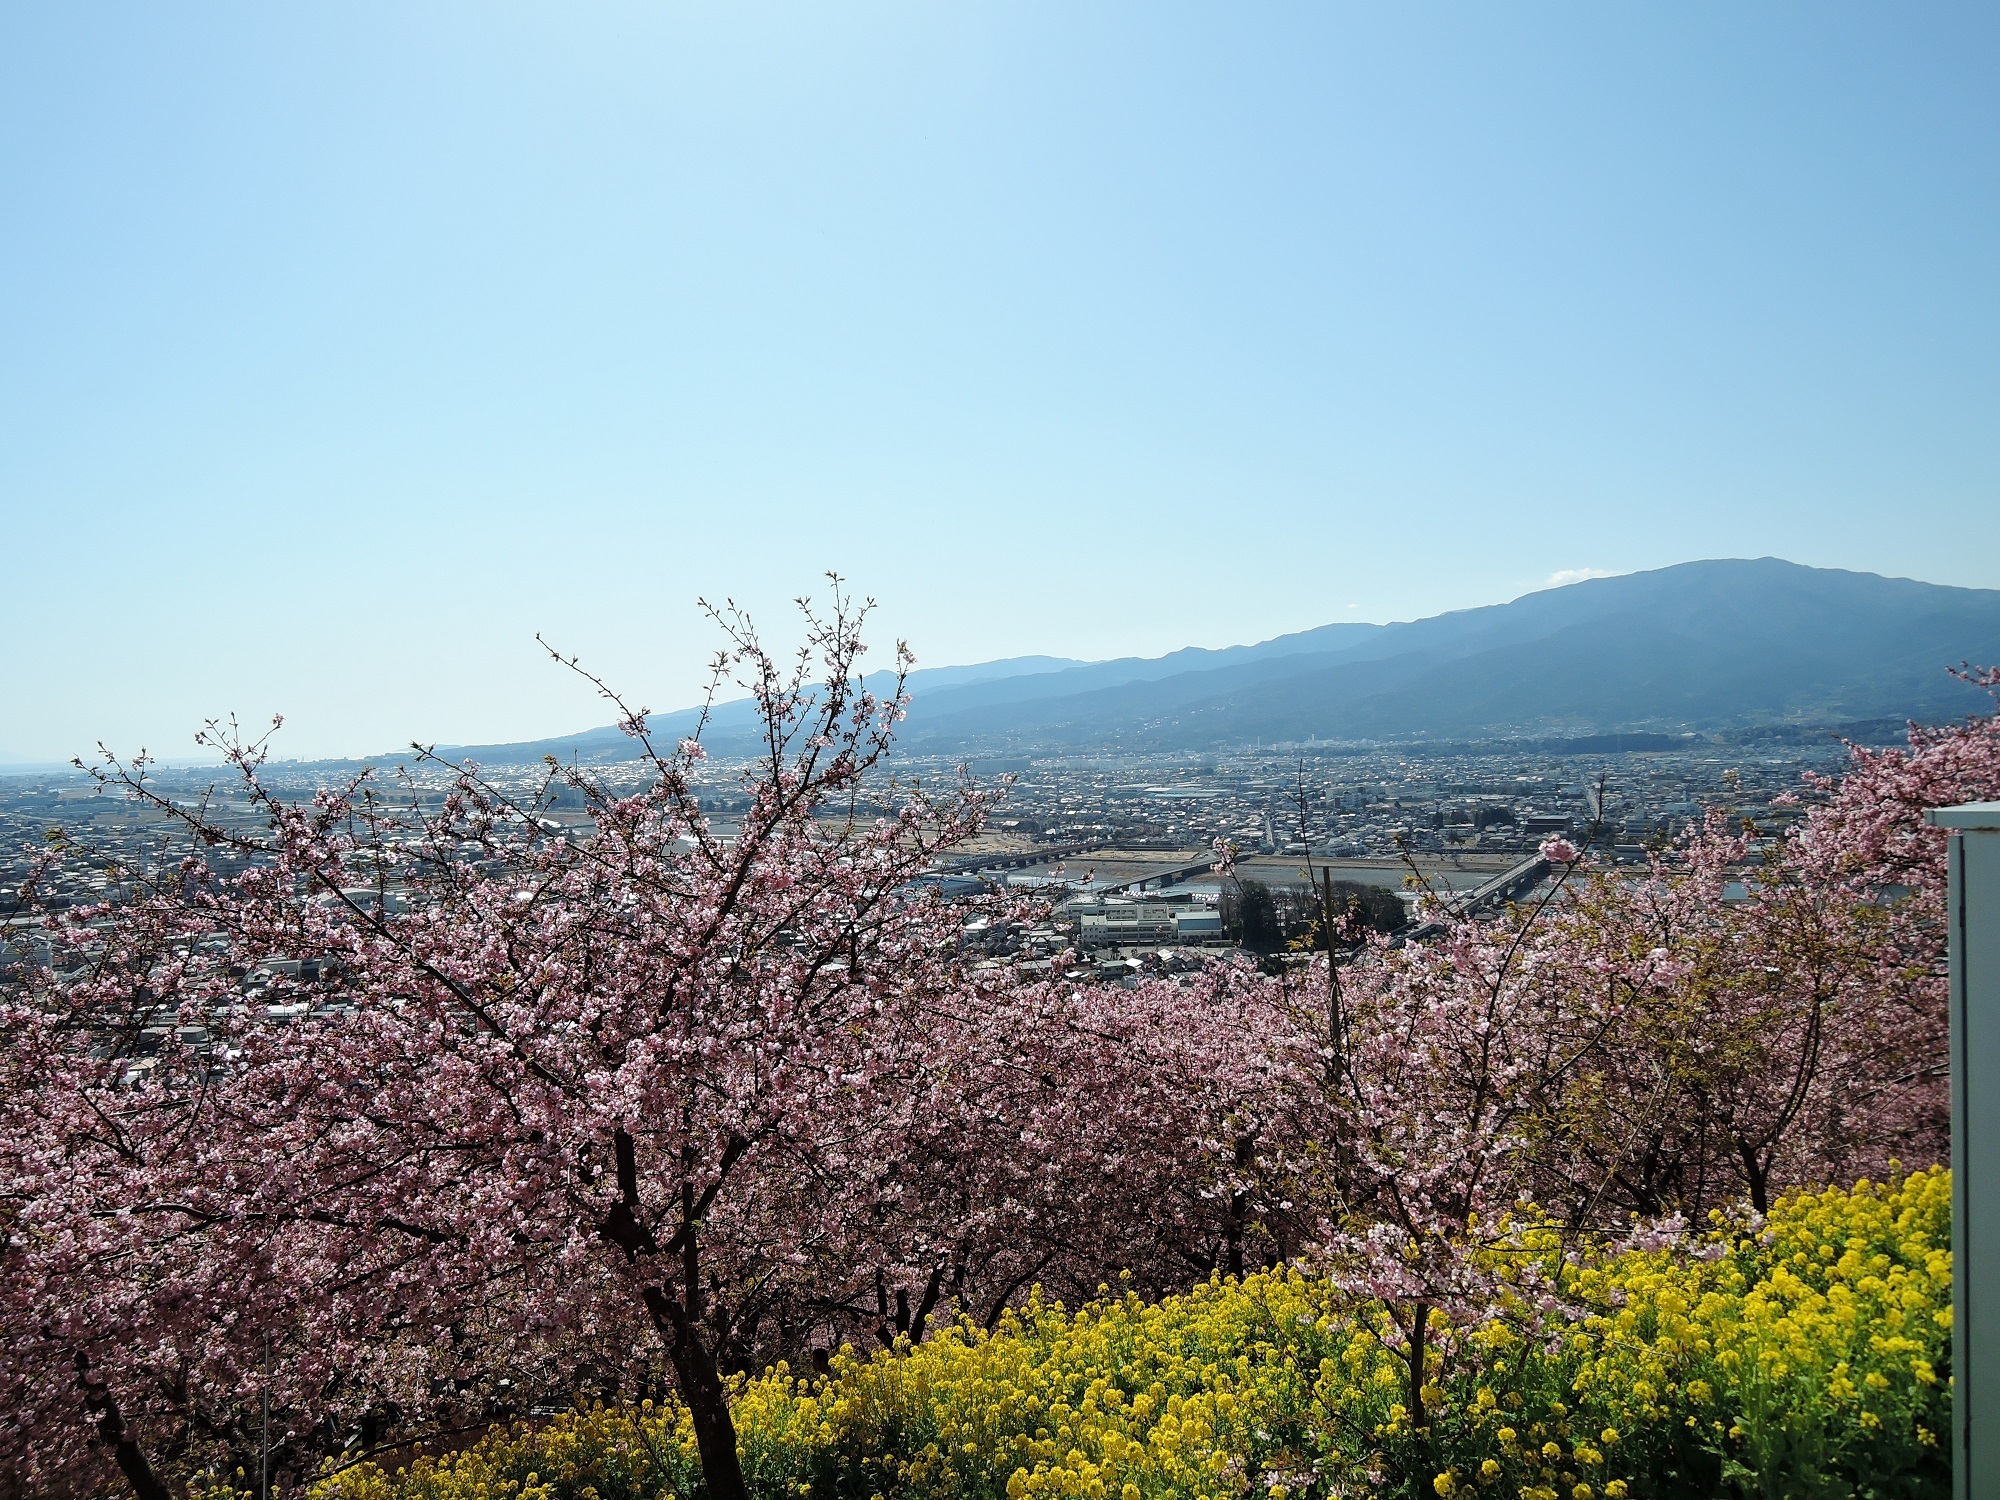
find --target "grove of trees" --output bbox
[3,593,1991,1500]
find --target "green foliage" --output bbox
[314,1172,1951,1500]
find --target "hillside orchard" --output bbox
[3,594,1992,1500]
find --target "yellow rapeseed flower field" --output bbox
[309,1170,1951,1500]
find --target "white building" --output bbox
[1068,898,1224,949]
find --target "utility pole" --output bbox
[1924,800,2000,1500]
[260,1332,270,1500]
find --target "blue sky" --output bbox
[3,4,1996,762]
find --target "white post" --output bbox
[1926,801,2000,1500]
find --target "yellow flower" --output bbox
[309,1171,1952,1500]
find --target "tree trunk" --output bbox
[1405,1303,1430,1432]
[74,1353,171,1500]
[642,1286,749,1500]
[1223,1193,1246,1280]
[1739,1143,1771,1216]
[668,1329,749,1500]
[1223,1132,1257,1278]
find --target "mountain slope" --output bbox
[418,560,2000,763]
[889,621,1385,722]
[420,626,1384,763]
[417,653,1089,764]
[894,560,2000,750]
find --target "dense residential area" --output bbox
[2,728,1839,989]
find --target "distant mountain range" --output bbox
[422,559,2000,764]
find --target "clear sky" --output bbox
[3,4,1996,763]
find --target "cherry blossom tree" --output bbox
[1235,839,1606,1436]
[929,959,1298,1311]
[1533,672,2000,1222]
[4,586,1017,1500]
[1236,657,2000,1441]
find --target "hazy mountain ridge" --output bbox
[896,560,2000,751]
[420,625,1384,763]
[900,620,1387,713]
[419,560,2000,764]
[404,654,1091,765]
